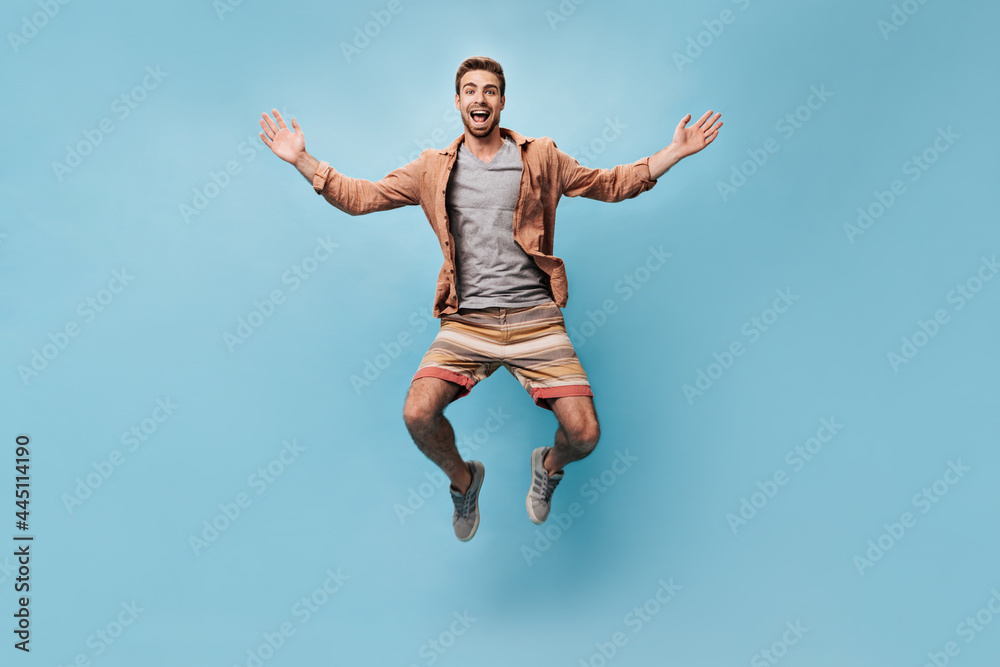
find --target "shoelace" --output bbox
[533,468,562,503]
[452,484,477,519]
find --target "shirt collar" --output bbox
[439,127,533,155]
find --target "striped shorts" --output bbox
[411,300,593,412]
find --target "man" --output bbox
[259,56,721,542]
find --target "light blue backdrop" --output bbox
[3,0,998,665]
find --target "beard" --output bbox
[462,107,500,137]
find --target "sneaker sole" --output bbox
[526,494,545,525]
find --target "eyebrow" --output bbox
[463,83,499,91]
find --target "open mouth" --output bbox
[470,109,490,125]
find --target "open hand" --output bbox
[672,110,722,159]
[259,108,304,164]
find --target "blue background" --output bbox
[3,0,999,665]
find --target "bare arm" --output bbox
[647,110,723,180]
[292,151,320,183]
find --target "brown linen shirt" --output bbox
[312,127,658,318]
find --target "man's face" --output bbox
[455,70,504,138]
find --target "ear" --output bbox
[500,95,505,111]
[455,93,460,111]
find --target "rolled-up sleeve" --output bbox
[552,139,657,202]
[317,156,423,216]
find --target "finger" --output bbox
[707,120,723,134]
[695,110,712,128]
[291,117,301,133]
[259,131,273,148]
[273,108,287,130]
[260,118,274,139]
[261,112,278,134]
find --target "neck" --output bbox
[462,127,504,162]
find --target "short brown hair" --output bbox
[455,56,505,97]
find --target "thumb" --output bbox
[291,117,301,132]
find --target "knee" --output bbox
[402,401,438,434]
[569,420,600,456]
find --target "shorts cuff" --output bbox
[412,367,475,400]
[531,385,594,411]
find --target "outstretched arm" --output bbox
[258,108,420,215]
[647,110,722,180]
[556,110,722,201]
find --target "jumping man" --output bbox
[258,56,722,541]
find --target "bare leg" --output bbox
[402,376,472,493]
[544,395,600,473]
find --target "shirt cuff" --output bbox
[635,157,657,186]
[312,161,330,194]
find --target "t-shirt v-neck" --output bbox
[459,137,514,167]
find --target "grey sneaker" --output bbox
[526,446,564,524]
[450,461,485,541]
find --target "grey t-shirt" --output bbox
[446,136,554,310]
